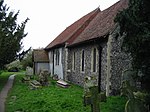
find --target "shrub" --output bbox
[5,60,23,71]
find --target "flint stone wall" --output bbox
[64,27,132,93]
[67,42,107,91]
[108,28,132,93]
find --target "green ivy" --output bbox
[115,0,150,92]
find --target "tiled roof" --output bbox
[33,49,49,62]
[45,8,100,50]
[70,0,128,46]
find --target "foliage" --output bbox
[5,60,22,71]
[5,73,126,112]
[122,81,147,112]
[121,69,148,112]
[20,49,33,70]
[115,0,150,92]
[0,0,29,70]
[0,70,2,75]
[5,49,33,71]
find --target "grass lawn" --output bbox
[0,71,21,91]
[5,73,127,112]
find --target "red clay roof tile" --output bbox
[45,8,100,49]
[45,0,128,49]
[70,0,128,46]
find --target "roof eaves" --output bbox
[68,33,109,48]
[45,42,65,51]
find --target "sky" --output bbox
[4,0,119,50]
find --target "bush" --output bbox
[20,50,33,70]
[5,60,23,71]
[0,71,2,75]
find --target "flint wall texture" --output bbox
[64,27,132,94]
[108,30,132,93]
[67,42,107,92]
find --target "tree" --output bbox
[115,0,150,92]
[20,49,33,70]
[0,0,29,69]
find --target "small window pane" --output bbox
[93,48,96,72]
[81,50,85,72]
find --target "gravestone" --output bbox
[26,66,33,78]
[22,67,33,82]
[83,76,106,112]
[56,79,70,88]
[39,69,49,86]
[30,80,41,89]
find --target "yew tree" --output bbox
[0,1,29,69]
[115,0,150,92]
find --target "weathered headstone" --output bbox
[26,66,33,78]
[83,76,106,112]
[22,67,33,83]
[30,80,41,89]
[39,69,49,86]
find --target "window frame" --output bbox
[55,50,60,65]
[91,48,97,73]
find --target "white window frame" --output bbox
[91,47,97,73]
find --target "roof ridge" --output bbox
[66,8,100,45]
[69,0,128,46]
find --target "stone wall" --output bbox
[100,43,108,91]
[108,27,132,95]
[67,44,97,86]
[67,42,107,92]
[64,27,132,95]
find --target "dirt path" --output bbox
[0,75,15,112]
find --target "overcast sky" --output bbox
[4,0,119,50]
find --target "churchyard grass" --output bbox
[0,71,23,91]
[5,73,126,112]
[101,96,127,112]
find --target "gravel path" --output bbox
[0,75,15,112]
